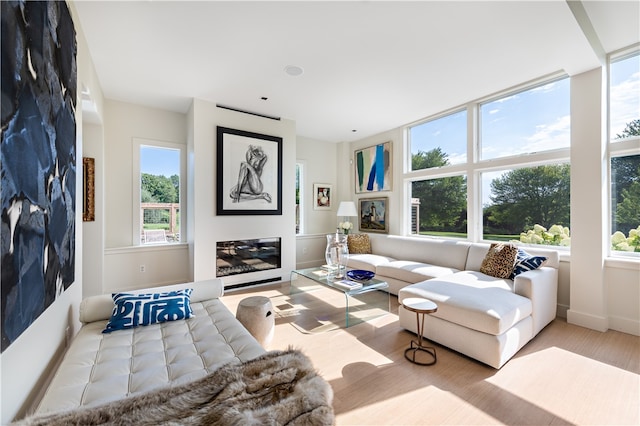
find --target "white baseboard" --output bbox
[608,315,640,336]
[556,303,569,319]
[567,309,609,332]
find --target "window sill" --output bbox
[105,243,188,255]
[605,256,640,271]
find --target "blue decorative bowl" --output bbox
[346,270,375,282]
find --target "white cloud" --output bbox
[524,114,571,152]
[610,71,640,137]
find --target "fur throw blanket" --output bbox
[18,349,334,425]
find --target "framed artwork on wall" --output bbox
[83,157,95,222]
[313,183,333,210]
[359,197,389,233]
[216,126,283,215]
[1,0,77,352]
[355,141,392,193]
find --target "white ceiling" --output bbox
[73,1,640,143]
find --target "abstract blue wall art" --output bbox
[1,1,77,352]
[355,141,392,193]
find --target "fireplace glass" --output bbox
[216,238,281,277]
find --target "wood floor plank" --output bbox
[221,283,640,425]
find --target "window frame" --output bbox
[296,160,305,235]
[608,47,640,258]
[404,72,572,245]
[132,138,186,246]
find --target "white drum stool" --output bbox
[236,296,275,348]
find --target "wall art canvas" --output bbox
[1,1,77,352]
[313,183,332,210]
[355,141,392,193]
[359,197,389,233]
[216,127,282,215]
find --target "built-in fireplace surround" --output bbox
[216,238,281,277]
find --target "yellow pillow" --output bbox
[480,243,518,279]
[347,234,371,254]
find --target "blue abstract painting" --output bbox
[1,1,77,352]
[355,141,392,193]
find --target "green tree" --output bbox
[616,180,640,233]
[412,147,448,170]
[487,164,571,234]
[612,118,640,234]
[411,149,467,232]
[615,118,640,140]
[141,173,178,203]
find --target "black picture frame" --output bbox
[216,126,283,215]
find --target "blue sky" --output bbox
[410,53,639,206]
[411,54,639,163]
[410,77,571,165]
[141,146,180,177]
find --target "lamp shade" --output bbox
[337,201,358,217]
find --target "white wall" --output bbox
[296,136,339,235]
[101,100,190,292]
[568,67,609,332]
[345,128,405,235]
[294,137,339,268]
[103,100,187,248]
[82,122,104,297]
[188,99,297,287]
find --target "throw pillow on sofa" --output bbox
[348,234,372,254]
[480,243,518,279]
[103,289,194,333]
[510,249,547,279]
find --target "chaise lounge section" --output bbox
[347,234,559,368]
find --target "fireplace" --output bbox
[216,237,281,277]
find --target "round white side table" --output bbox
[401,297,438,366]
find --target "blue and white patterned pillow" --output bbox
[510,249,547,279]
[103,289,194,333]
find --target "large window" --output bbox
[482,165,570,244]
[480,78,570,160]
[133,139,185,245]
[407,74,571,245]
[411,176,467,238]
[409,109,467,170]
[610,50,640,255]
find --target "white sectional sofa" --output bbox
[347,234,559,368]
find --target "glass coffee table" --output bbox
[287,267,390,332]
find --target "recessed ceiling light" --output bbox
[284,65,304,77]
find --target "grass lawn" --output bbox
[420,231,520,242]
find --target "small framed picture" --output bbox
[359,197,388,233]
[313,183,333,210]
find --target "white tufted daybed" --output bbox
[33,279,267,415]
[21,279,335,425]
[347,234,559,369]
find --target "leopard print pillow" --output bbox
[480,243,518,279]
[347,234,371,254]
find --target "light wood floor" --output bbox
[221,282,640,426]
